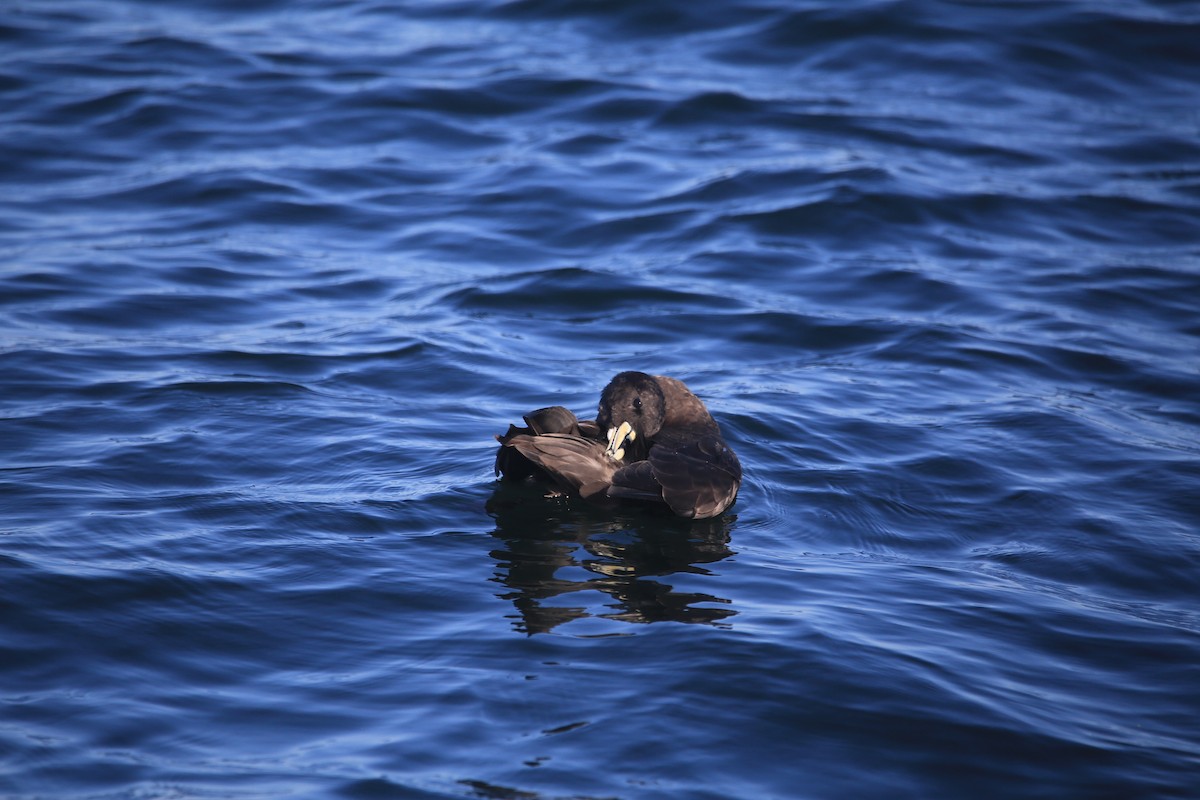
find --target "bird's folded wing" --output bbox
[523,406,581,436]
[639,433,742,519]
[607,460,663,503]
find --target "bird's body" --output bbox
[495,372,741,519]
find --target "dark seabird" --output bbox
[494,372,742,519]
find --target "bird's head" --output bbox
[596,371,665,462]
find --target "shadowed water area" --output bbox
[2,1,1199,798]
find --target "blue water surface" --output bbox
[2,1,1199,798]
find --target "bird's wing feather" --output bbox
[646,431,742,519]
[523,406,581,436]
[607,460,663,503]
[503,433,615,499]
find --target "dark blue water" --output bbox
[3,1,1199,797]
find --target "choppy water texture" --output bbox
[3,1,1200,798]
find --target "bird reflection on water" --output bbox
[486,483,737,635]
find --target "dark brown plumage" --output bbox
[494,372,742,519]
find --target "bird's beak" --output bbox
[605,421,636,461]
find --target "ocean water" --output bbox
[2,1,1199,798]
